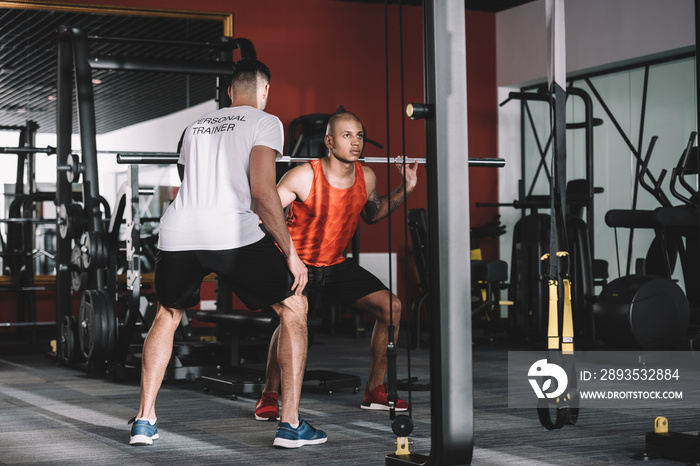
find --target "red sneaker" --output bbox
[360,383,408,411]
[255,392,280,421]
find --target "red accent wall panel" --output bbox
[4,1,498,324]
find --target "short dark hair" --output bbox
[231,58,271,88]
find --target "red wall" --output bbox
[466,12,500,259]
[3,0,498,322]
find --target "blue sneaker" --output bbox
[273,418,327,448]
[128,417,159,446]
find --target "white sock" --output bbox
[137,417,157,425]
[289,422,299,429]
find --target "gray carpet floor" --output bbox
[0,333,698,465]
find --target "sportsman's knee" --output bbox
[377,294,401,324]
[388,296,402,323]
[272,294,308,321]
[155,305,184,325]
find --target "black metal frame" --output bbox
[53,26,250,368]
[0,121,46,342]
[642,1,700,460]
[517,50,695,272]
[505,88,598,246]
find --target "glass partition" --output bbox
[518,54,697,286]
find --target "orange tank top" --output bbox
[286,159,367,267]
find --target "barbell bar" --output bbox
[0,145,56,155]
[116,152,505,168]
[0,145,504,168]
[0,145,141,155]
[0,145,150,156]
[0,218,56,224]
[0,145,147,155]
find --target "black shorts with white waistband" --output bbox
[306,258,389,307]
[154,235,295,310]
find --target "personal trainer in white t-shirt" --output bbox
[128,59,327,449]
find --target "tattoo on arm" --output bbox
[389,197,403,214]
[387,182,410,214]
[363,191,382,223]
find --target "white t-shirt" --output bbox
[158,105,284,251]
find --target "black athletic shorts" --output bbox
[306,258,388,307]
[154,235,295,310]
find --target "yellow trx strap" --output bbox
[542,253,560,350]
[557,251,574,355]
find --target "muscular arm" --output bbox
[360,161,419,224]
[249,146,307,294]
[276,163,314,208]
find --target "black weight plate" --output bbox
[96,290,116,361]
[391,414,414,437]
[80,232,93,270]
[79,290,105,362]
[58,203,86,240]
[85,232,109,270]
[70,245,87,292]
[93,290,109,362]
[66,153,80,183]
[99,233,110,268]
[78,291,94,360]
[94,233,103,270]
[71,269,88,292]
[60,315,77,364]
[57,204,69,239]
[69,204,86,240]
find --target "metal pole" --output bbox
[55,29,74,344]
[24,122,37,196]
[68,26,104,291]
[14,130,26,197]
[71,28,101,234]
[22,122,40,343]
[89,55,236,76]
[695,0,700,305]
[217,36,234,108]
[420,0,474,464]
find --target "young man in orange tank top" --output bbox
[255,111,419,420]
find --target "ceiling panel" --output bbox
[0,7,225,135]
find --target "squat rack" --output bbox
[53,25,253,370]
[0,121,50,345]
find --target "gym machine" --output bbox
[638,2,700,460]
[116,151,363,395]
[594,133,698,350]
[52,26,254,377]
[492,85,605,345]
[118,150,503,396]
[0,123,113,346]
[406,209,510,348]
[47,30,371,390]
[0,122,61,345]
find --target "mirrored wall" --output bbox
[518,53,697,288]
